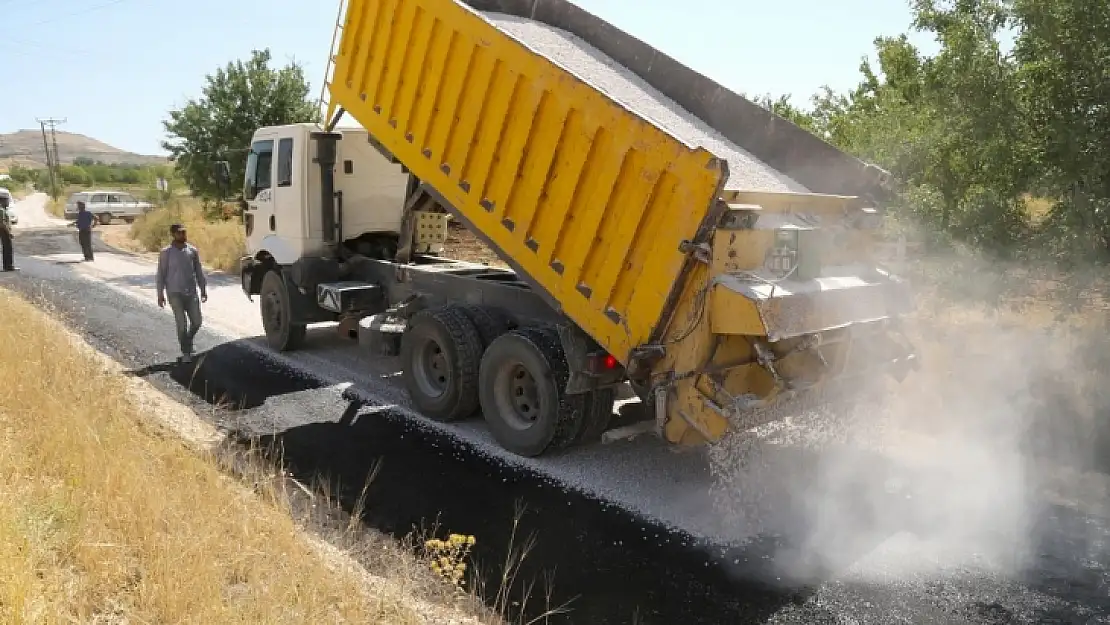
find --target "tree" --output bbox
[162,49,319,201]
[1012,0,1110,258]
[761,0,1039,254]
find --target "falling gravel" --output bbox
[483,12,810,193]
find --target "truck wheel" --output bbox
[401,306,482,422]
[260,270,307,351]
[459,305,514,349]
[574,387,616,445]
[479,326,583,457]
[98,213,112,225]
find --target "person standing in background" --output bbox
[75,201,96,261]
[0,194,15,272]
[156,224,208,362]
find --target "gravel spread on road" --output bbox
[483,13,811,194]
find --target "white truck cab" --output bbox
[237,123,453,349]
[241,123,420,264]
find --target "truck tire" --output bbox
[574,387,616,445]
[401,306,483,422]
[459,305,514,349]
[478,326,585,457]
[259,270,307,352]
[98,213,112,225]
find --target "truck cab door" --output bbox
[243,138,276,255]
[273,136,300,245]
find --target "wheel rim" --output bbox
[494,361,541,431]
[262,290,283,334]
[412,336,450,399]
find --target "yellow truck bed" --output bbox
[325,0,891,368]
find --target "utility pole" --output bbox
[36,117,66,200]
[38,121,57,199]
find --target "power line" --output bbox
[16,0,136,30]
[0,0,140,60]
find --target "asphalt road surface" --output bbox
[2,193,1107,624]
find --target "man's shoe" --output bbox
[2,267,17,272]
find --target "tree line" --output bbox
[753,0,1110,267]
[161,0,1109,267]
[4,160,179,191]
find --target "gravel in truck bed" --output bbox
[483,12,810,194]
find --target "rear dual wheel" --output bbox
[400,306,483,422]
[400,306,615,457]
[479,326,614,457]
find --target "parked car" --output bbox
[62,192,90,220]
[0,187,16,225]
[63,190,153,224]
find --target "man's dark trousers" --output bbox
[78,229,94,261]
[0,227,12,270]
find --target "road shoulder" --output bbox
[0,286,490,624]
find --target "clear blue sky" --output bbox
[0,0,931,156]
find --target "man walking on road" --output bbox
[0,194,16,272]
[75,201,96,261]
[156,224,208,362]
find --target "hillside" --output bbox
[0,129,167,169]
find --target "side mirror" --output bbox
[212,161,232,198]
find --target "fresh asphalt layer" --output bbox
[2,197,1107,623]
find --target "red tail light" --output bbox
[586,352,622,375]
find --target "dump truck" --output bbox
[230,0,918,458]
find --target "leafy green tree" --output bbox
[162,49,319,201]
[756,0,1038,256]
[1012,0,1110,258]
[59,165,91,186]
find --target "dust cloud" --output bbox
[700,237,1110,586]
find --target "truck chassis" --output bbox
[240,135,629,457]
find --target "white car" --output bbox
[63,190,153,224]
[0,187,16,226]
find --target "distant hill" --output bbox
[0,129,168,170]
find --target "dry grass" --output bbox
[1023,194,1055,225]
[45,197,63,217]
[0,288,492,624]
[43,190,76,218]
[129,197,245,273]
